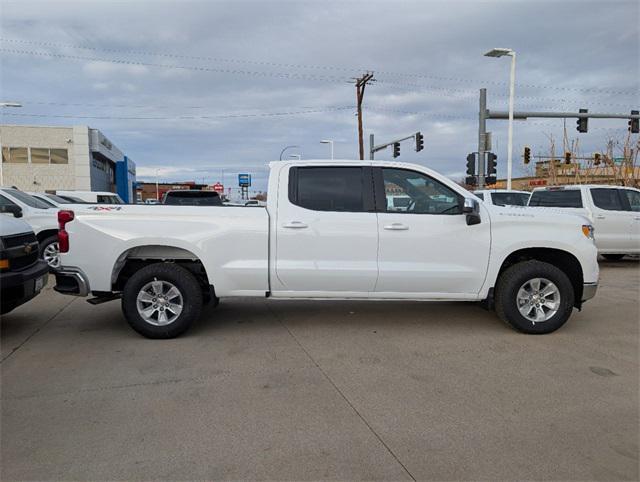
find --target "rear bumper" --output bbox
[582,282,598,302]
[54,267,90,297]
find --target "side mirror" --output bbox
[462,198,481,226]
[0,204,23,218]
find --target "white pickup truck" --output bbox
[54,160,599,338]
[528,185,640,259]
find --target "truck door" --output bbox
[374,167,490,296]
[621,189,640,253]
[589,188,632,252]
[274,165,379,294]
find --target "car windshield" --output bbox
[528,189,583,208]
[2,189,52,209]
[491,192,530,206]
[163,191,222,206]
[45,193,76,204]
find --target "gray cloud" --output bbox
[1,0,638,191]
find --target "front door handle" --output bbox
[383,223,409,231]
[595,215,606,220]
[282,221,308,229]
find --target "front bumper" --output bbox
[582,282,598,302]
[54,267,90,297]
[0,260,49,314]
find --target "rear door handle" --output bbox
[282,221,308,229]
[383,223,409,231]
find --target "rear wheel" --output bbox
[122,263,203,338]
[495,260,575,334]
[602,254,625,261]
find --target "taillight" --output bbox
[57,210,74,253]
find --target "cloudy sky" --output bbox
[1,0,638,191]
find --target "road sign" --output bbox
[212,182,224,194]
[238,174,251,187]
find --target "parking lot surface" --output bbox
[1,260,638,480]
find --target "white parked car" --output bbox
[0,188,60,269]
[55,190,124,204]
[29,192,88,207]
[528,185,640,260]
[473,189,531,207]
[53,160,598,338]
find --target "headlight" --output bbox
[582,224,595,240]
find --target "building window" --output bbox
[50,149,69,164]
[31,148,50,164]
[2,147,28,163]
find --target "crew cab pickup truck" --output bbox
[528,185,640,260]
[54,161,599,338]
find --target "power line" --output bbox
[1,105,353,121]
[2,37,636,96]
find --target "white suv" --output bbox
[528,185,640,259]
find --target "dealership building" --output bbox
[1,124,137,202]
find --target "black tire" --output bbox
[122,263,203,339]
[602,254,625,261]
[39,235,60,270]
[495,260,575,334]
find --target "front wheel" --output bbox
[39,235,60,270]
[495,260,575,334]
[122,263,203,338]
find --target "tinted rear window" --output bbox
[590,188,624,211]
[163,191,222,206]
[529,190,583,208]
[491,192,530,206]
[290,167,365,212]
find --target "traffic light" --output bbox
[465,176,477,186]
[524,146,531,164]
[487,152,497,175]
[466,153,475,176]
[630,110,639,134]
[392,142,400,158]
[485,176,497,185]
[576,108,588,133]
[415,132,424,152]
[594,152,601,165]
[564,152,572,164]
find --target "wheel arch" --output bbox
[36,229,58,244]
[111,245,214,301]
[494,247,584,308]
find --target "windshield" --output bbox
[529,190,583,208]
[491,192,530,206]
[2,189,52,209]
[45,193,76,204]
[163,191,222,206]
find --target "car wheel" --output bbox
[122,263,203,339]
[495,260,574,334]
[602,254,625,261]
[39,235,60,270]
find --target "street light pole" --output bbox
[320,139,334,160]
[506,52,516,190]
[0,101,23,186]
[280,145,300,161]
[483,48,516,190]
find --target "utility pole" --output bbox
[354,72,375,160]
[478,88,487,189]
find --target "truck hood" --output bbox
[0,215,35,236]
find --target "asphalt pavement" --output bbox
[1,259,638,480]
